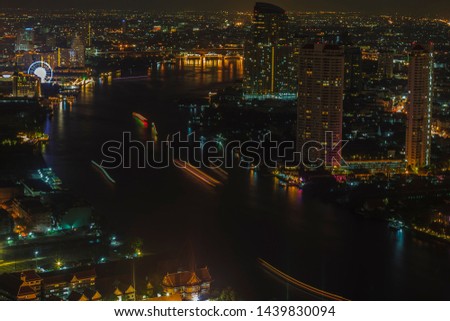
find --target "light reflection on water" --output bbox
[41,64,450,300]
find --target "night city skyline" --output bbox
[0,0,449,308]
[2,0,450,17]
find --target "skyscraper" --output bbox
[243,2,296,100]
[337,31,362,98]
[297,43,345,166]
[344,46,363,96]
[377,50,394,79]
[406,43,434,169]
[71,35,86,68]
[15,28,34,52]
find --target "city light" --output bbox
[0,2,449,308]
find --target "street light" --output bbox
[34,250,39,270]
[55,259,63,269]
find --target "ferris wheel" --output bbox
[27,61,53,83]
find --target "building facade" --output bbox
[42,269,97,300]
[344,46,363,96]
[405,43,433,169]
[70,35,86,68]
[243,2,296,100]
[297,43,345,167]
[378,50,394,79]
[15,28,34,52]
[161,267,212,301]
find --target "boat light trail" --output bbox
[174,159,221,187]
[257,258,349,301]
[91,160,116,184]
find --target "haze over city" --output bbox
[4,0,450,17]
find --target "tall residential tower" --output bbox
[297,43,345,166]
[406,43,434,169]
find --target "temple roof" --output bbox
[73,268,96,280]
[42,268,96,286]
[83,288,102,300]
[196,267,212,282]
[162,267,212,288]
[17,285,35,296]
[162,271,201,287]
[19,270,42,282]
[67,291,89,301]
[0,273,36,299]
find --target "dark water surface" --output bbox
[43,65,450,300]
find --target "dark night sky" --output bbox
[2,0,450,17]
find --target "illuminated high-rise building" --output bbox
[406,43,434,169]
[377,50,394,79]
[297,43,344,166]
[15,28,34,52]
[344,46,363,96]
[71,35,86,68]
[243,2,296,100]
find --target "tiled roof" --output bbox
[17,285,35,296]
[83,288,102,300]
[73,268,96,280]
[42,268,96,286]
[196,267,212,282]
[0,273,35,299]
[67,291,89,301]
[42,274,67,286]
[20,270,42,282]
[162,268,212,288]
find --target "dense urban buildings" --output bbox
[0,2,449,303]
[406,43,434,169]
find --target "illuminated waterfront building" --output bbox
[297,43,344,166]
[0,72,40,98]
[406,43,434,169]
[243,2,297,100]
[161,267,212,301]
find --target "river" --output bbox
[42,62,450,300]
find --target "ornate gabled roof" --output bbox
[113,287,123,296]
[42,274,67,286]
[20,270,42,282]
[72,269,96,281]
[196,267,212,282]
[124,285,135,294]
[43,268,96,286]
[83,288,102,300]
[17,285,35,296]
[0,273,36,299]
[162,271,201,288]
[67,291,89,301]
